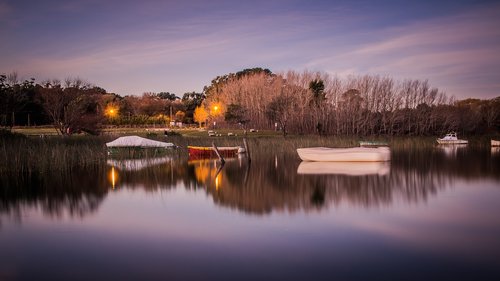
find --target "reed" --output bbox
[1,132,492,174]
[0,134,108,174]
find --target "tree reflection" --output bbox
[1,146,499,219]
[0,167,108,221]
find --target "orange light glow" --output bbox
[105,105,119,118]
[215,173,222,190]
[210,102,223,117]
[109,166,118,189]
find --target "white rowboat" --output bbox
[296,147,390,162]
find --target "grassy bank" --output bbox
[0,133,108,173]
[2,127,498,174]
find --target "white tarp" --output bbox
[106,136,175,148]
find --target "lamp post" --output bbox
[212,105,220,129]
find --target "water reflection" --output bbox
[0,167,108,220]
[436,143,468,157]
[1,145,499,220]
[297,161,390,176]
[107,156,172,172]
[492,146,500,155]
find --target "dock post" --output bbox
[212,142,225,164]
[243,138,251,163]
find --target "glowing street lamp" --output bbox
[210,103,222,116]
[105,105,119,118]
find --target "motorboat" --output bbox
[436,132,468,145]
[296,147,390,162]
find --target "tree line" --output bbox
[202,69,500,136]
[1,69,499,136]
[0,73,204,134]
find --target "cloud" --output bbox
[306,4,500,98]
[4,1,499,98]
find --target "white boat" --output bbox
[297,161,390,176]
[296,147,390,162]
[491,140,500,147]
[436,132,468,145]
[106,135,175,148]
[106,136,176,156]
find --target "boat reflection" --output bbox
[297,161,390,176]
[189,159,224,190]
[188,155,247,191]
[492,146,500,154]
[437,144,468,157]
[105,155,183,191]
[107,156,172,172]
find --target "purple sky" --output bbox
[1,0,499,99]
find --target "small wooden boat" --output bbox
[359,141,389,147]
[491,140,500,147]
[188,145,245,158]
[297,161,390,176]
[296,147,390,162]
[436,132,468,145]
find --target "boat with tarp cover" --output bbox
[106,136,176,157]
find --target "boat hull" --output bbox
[296,147,391,162]
[436,132,468,145]
[436,139,468,145]
[188,146,242,158]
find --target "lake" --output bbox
[1,143,500,281]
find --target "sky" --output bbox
[1,0,499,99]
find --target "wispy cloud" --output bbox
[2,1,499,98]
[306,4,500,98]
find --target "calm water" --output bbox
[1,145,500,281]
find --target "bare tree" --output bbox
[38,79,103,135]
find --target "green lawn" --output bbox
[13,126,59,135]
[11,126,283,138]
